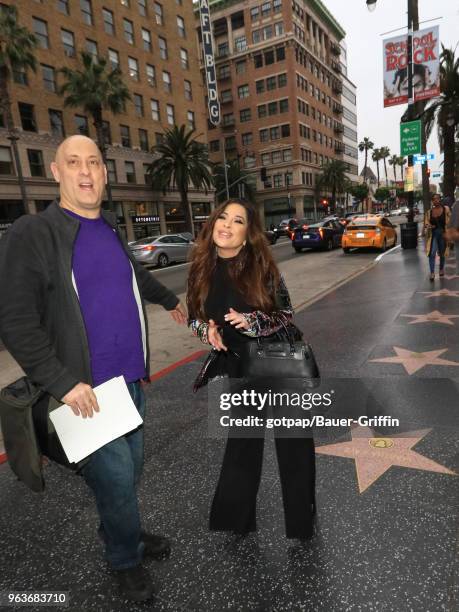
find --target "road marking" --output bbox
[375,244,401,262]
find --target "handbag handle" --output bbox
[256,319,296,355]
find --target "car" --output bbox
[292,218,344,252]
[129,233,194,267]
[265,230,278,245]
[272,218,298,238]
[342,215,397,253]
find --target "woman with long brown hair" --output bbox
[187,199,315,540]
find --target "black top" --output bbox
[430,207,446,230]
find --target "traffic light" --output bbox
[321,198,328,206]
[426,168,431,177]
[260,166,267,182]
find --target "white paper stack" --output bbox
[49,376,143,463]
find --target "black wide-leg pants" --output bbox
[209,435,316,539]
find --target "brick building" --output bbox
[0,0,212,240]
[196,0,347,226]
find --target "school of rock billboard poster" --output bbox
[383,25,440,108]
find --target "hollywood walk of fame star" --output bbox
[445,263,456,270]
[443,275,459,280]
[418,288,459,298]
[316,426,456,493]
[369,346,459,374]
[400,310,459,325]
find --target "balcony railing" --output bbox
[334,142,344,154]
[332,79,343,94]
[333,102,343,114]
[222,118,236,129]
[331,60,341,73]
[334,122,344,134]
[330,41,341,56]
[217,70,231,81]
[220,95,233,104]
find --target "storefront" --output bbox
[263,197,295,228]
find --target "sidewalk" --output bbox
[0,245,457,611]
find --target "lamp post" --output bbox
[367,0,417,230]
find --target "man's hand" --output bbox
[224,308,250,330]
[208,319,227,351]
[62,383,100,419]
[169,301,187,324]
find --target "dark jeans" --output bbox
[429,228,446,273]
[81,381,145,570]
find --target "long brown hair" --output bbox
[187,199,280,320]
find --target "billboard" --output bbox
[198,0,221,126]
[383,25,440,108]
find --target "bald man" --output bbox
[0,135,186,602]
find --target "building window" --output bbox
[279,99,289,113]
[240,108,251,122]
[80,0,93,25]
[162,71,172,92]
[281,124,290,138]
[12,66,27,86]
[270,126,280,140]
[273,0,282,12]
[18,103,37,132]
[250,7,259,21]
[120,0,130,6]
[133,94,144,117]
[125,161,136,184]
[266,76,276,90]
[57,0,70,15]
[221,89,232,103]
[268,101,277,115]
[166,104,175,125]
[103,8,115,35]
[244,155,256,169]
[0,147,14,175]
[184,80,192,100]
[218,65,231,79]
[108,49,119,69]
[187,111,195,130]
[86,39,98,59]
[120,125,131,147]
[238,84,249,99]
[225,136,236,151]
[234,36,247,52]
[278,73,287,87]
[154,2,163,25]
[61,29,76,57]
[209,140,220,152]
[180,48,189,70]
[143,163,152,184]
[273,174,282,188]
[177,15,186,38]
[74,114,89,135]
[151,99,160,121]
[27,149,46,177]
[283,148,292,161]
[33,18,49,49]
[146,64,156,87]
[123,19,134,44]
[241,132,252,146]
[142,28,152,52]
[158,37,168,59]
[218,41,229,58]
[256,80,264,94]
[101,120,111,145]
[106,159,117,183]
[261,2,271,18]
[235,60,246,74]
[128,57,139,81]
[257,105,266,118]
[276,46,285,61]
[138,0,147,16]
[155,132,164,144]
[138,129,149,151]
[259,129,269,143]
[285,171,293,186]
[41,65,56,92]
[254,54,263,69]
[48,109,65,137]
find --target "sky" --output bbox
[324,0,459,187]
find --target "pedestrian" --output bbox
[422,193,451,281]
[0,135,187,602]
[446,189,459,272]
[187,199,316,540]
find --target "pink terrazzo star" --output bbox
[418,289,459,298]
[369,346,459,374]
[400,310,459,325]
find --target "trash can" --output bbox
[400,222,418,249]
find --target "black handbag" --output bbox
[240,322,320,388]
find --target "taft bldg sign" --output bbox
[198,0,221,126]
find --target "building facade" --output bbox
[0,0,213,240]
[197,0,346,226]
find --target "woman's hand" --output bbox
[224,308,250,331]
[208,319,227,351]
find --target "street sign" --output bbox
[400,120,421,156]
[404,166,414,192]
[432,172,441,178]
[413,154,426,164]
[426,153,435,160]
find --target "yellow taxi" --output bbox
[342,214,397,253]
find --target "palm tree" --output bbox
[317,159,349,212]
[423,45,459,198]
[0,5,37,214]
[147,125,213,236]
[380,146,391,187]
[397,156,407,181]
[372,148,382,187]
[59,51,131,210]
[358,137,374,183]
[213,158,255,204]
[388,154,399,184]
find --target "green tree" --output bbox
[397,156,407,181]
[317,159,349,212]
[147,125,213,236]
[388,154,399,183]
[372,147,383,187]
[375,187,391,202]
[423,45,459,198]
[347,183,369,208]
[0,5,37,214]
[380,146,391,186]
[358,137,374,183]
[59,51,131,209]
[213,158,255,204]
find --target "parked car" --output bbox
[265,230,278,245]
[292,218,344,252]
[129,233,194,267]
[342,215,397,253]
[273,218,298,238]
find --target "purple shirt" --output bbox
[65,209,146,386]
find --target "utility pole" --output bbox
[406,0,415,224]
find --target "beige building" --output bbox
[0,0,213,240]
[196,0,346,226]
